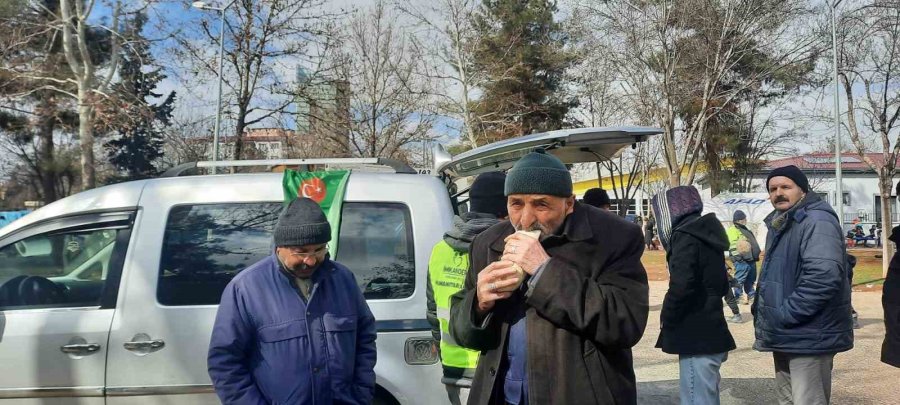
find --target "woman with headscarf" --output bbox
[652,186,736,405]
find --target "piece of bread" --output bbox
[496,230,540,292]
[497,262,525,292]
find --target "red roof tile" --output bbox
[765,153,899,171]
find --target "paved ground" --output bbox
[634,281,899,404]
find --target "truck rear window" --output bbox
[157,202,415,305]
[336,203,415,300]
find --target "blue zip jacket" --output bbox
[752,194,853,354]
[208,255,377,404]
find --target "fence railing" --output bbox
[843,211,900,224]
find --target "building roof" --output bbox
[765,153,895,173]
[184,128,304,144]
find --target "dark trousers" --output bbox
[724,274,740,315]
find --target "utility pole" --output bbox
[193,0,237,174]
[831,0,845,229]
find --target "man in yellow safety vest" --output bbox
[427,171,507,405]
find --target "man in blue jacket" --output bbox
[753,165,853,405]
[208,197,377,404]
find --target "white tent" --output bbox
[702,193,773,251]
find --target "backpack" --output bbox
[736,236,752,257]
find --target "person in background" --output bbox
[645,215,657,251]
[753,165,853,405]
[450,149,649,404]
[652,186,736,405]
[426,171,508,405]
[847,254,860,329]
[583,187,612,211]
[882,181,900,368]
[724,268,743,323]
[208,198,377,404]
[877,224,883,248]
[727,210,761,305]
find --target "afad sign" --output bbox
[723,198,767,205]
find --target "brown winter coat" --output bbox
[449,203,650,405]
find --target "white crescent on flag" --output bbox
[301,183,320,198]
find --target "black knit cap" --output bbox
[469,172,508,217]
[504,149,573,197]
[583,188,611,207]
[733,210,747,221]
[766,165,809,193]
[274,197,332,247]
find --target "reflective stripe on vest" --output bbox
[428,241,480,369]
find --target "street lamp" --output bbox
[192,0,236,174]
[830,0,844,229]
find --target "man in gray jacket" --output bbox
[753,165,853,405]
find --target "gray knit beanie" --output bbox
[274,198,332,247]
[504,149,573,197]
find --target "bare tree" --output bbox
[0,117,80,203]
[159,114,214,168]
[565,10,628,129]
[599,145,651,217]
[837,1,900,277]
[335,1,438,161]
[0,0,142,190]
[575,0,820,187]
[57,0,123,189]
[171,0,340,161]
[639,135,668,200]
[731,98,801,192]
[0,0,85,202]
[395,0,484,148]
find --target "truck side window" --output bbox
[0,227,123,311]
[336,202,415,299]
[156,201,416,305]
[157,202,281,306]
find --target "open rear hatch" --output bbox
[438,126,663,181]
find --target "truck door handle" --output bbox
[60,343,101,355]
[123,339,165,351]
[123,333,166,355]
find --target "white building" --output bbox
[750,153,898,231]
[573,152,899,232]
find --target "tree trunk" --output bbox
[705,134,721,197]
[234,109,247,162]
[78,87,95,189]
[661,120,681,187]
[668,171,680,187]
[880,173,894,278]
[37,99,58,204]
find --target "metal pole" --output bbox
[832,1,844,229]
[211,8,226,174]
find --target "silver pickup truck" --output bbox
[0,126,659,404]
